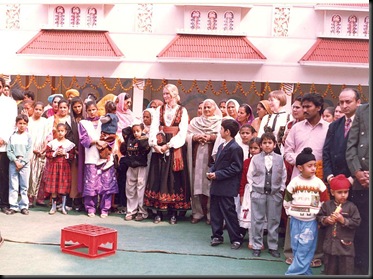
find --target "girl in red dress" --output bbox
[43,123,75,215]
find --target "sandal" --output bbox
[285,257,293,265]
[310,258,322,268]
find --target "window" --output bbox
[330,14,341,34]
[223,11,234,31]
[347,15,358,36]
[71,6,81,27]
[363,16,369,36]
[190,10,201,30]
[87,7,97,27]
[207,10,217,30]
[55,6,65,27]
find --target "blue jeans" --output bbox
[9,162,30,211]
[285,218,318,275]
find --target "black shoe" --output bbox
[5,209,16,215]
[153,215,162,224]
[210,237,224,246]
[169,216,177,225]
[252,249,261,257]
[268,249,281,258]
[1,207,9,213]
[21,208,29,215]
[231,241,242,250]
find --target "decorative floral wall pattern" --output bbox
[6,75,369,102]
[137,3,153,33]
[273,6,291,37]
[6,4,20,29]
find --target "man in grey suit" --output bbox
[346,102,370,275]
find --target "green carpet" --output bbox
[0,207,323,276]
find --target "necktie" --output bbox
[344,118,351,137]
[265,154,272,170]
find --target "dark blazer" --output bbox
[323,116,351,181]
[346,103,370,190]
[209,139,243,197]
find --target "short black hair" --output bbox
[260,132,276,144]
[24,90,35,100]
[240,123,256,134]
[105,101,117,114]
[221,119,239,138]
[16,114,29,124]
[301,93,324,115]
[132,123,144,130]
[122,126,132,138]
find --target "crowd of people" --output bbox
[0,77,369,275]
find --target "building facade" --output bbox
[0,1,369,117]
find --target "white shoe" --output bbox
[58,205,72,212]
[88,212,95,217]
[100,213,108,218]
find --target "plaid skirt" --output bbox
[43,156,72,195]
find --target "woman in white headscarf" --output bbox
[187,99,222,224]
[144,84,191,224]
[226,98,240,119]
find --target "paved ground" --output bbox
[0,206,323,276]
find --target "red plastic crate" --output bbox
[61,224,117,259]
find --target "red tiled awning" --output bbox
[16,30,124,61]
[299,38,369,67]
[157,34,266,63]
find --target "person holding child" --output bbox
[96,100,118,170]
[249,132,287,258]
[123,121,150,221]
[207,119,243,250]
[78,101,119,218]
[316,174,361,275]
[5,114,33,215]
[283,147,330,275]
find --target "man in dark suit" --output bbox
[346,102,370,275]
[207,119,243,250]
[323,88,361,188]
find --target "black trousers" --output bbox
[0,152,10,209]
[115,157,128,208]
[210,194,242,244]
[349,189,369,275]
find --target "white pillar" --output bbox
[283,83,294,113]
[132,79,144,118]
